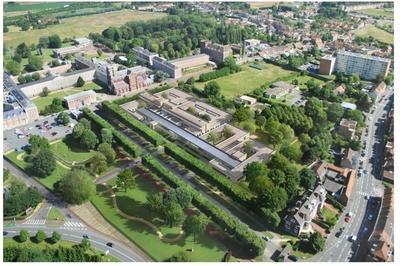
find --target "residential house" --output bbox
[338,118,357,140]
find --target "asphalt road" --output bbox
[3,157,149,262]
[311,87,393,262]
[4,226,138,262]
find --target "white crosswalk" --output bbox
[22,219,46,225]
[60,221,87,230]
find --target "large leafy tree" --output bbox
[163,202,184,227]
[80,130,98,150]
[327,102,344,123]
[28,135,50,154]
[27,56,43,71]
[101,128,113,144]
[299,168,317,190]
[243,161,268,183]
[58,169,95,205]
[31,149,56,177]
[97,143,116,164]
[309,232,325,253]
[183,214,210,242]
[116,169,135,192]
[89,153,107,175]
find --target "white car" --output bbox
[368,214,373,221]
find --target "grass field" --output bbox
[357,8,394,19]
[91,175,227,262]
[4,2,72,12]
[195,62,297,98]
[249,2,278,9]
[47,207,65,221]
[50,138,96,163]
[354,25,394,44]
[4,10,167,47]
[3,238,118,262]
[32,82,102,113]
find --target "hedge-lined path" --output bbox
[99,184,185,243]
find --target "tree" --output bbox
[232,106,252,122]
[97,49,103,57]
[13,54,22,63]
[57,112,70,126]
[101,128,113,144]
[309,232,325,253]
[31,149,56,177]
[243,141,254,156]
[163,202,184,227]
[208,131,219,144]
[257,185,288,212]
[116,169,135,192]
[58,169,95,205]
[183,214,210,242]
[268,169,286,186]
[16,43,31,58]
[260,208,281,228]
[27,56,43,71]
[76,76,85,87]
[203,81,221,97]
[280,142,302,162]
[38,36,49,48]
[168,252,191,262]
[35,230,46,243]
[357,93,372,112]
[28,135,50,154]
[50,231,61,244]
[174,187,193,208]
[255,116,267,127]
[89,153,108,175]
[4,25,9,33]
[244,162,268,183]
[80,238,91,251]
[48,34,62,48]
[147,193,164,214]
[19,229,29,243]
[222,250,233,262]
[97,143,116,164]
[6,60,21,75]
[249,175,273,195]
[299,168,317,190]
[327,103,344,123]
[80,130,98,150]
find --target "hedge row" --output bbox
[82,108,141,158]
[164,143,254,207]
[102,101,164,146]
[142,155,265,257]
[198,66,239,82]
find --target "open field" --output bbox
[357,8,394,19]
[195,62,297,98]
[4,10,167,47]
[50,138,96,163]
[32,82,102,113]
[354,25,394,44]
[4,2,72,12]
[249,2,278,9]
[91,174,227,262]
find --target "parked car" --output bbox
[288,255,298,262]
[83,234,90,239]
[106,242,114,247]
[51,132,58,136]
[368,214,373,221]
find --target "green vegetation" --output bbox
[4,2,72,13]
[354,25,394,44]
[47,207,65,221]
[91,175,227,262]
[319,207,338,228]
[4,10,166,47]
[50,139,96,164]
[3,237,117,262]
[357,8,394,19]
[195,62,296,98]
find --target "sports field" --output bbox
[354,25,394,44]
[4,10,166,47]
[195,62,297,98]
[357,8,394,19]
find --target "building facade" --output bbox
[319,55,336,75]
[200,40,232,64]
[64,90,97,110]
[335,51,391,80]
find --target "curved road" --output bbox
[3,158,148,262]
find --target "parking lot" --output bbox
[3,114,79,153]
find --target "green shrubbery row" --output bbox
[82,108,141,158]
[142,155,265,257]
[164,143,254,207]
[102,103,255,208]
[102,101,165,146]
[198,66,241,82]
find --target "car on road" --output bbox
[67,214,72,218]
[3,231,8,236]
[335,227,344,238]
[262,236,270,242]
[106,242,114,247]
[368,214,373,221]
[350,235,357,242]
[83,234,90,239]
[363,227,368,232]
[288,255,298,262]
[51,132,58,136]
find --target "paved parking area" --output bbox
[3,114,79,153]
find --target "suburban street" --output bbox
[3,157,149,262]
[311,87,393,262]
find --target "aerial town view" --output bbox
[2,1,395,263]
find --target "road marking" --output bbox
[22,219,46,225]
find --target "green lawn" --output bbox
[50,138,96,163]
[3,237,118,262]
[4,2,72,12]
[4,10,166,47]
[91,175,227,262]
[195,62,297,98]
[320,207,338,226]
[354,25,394,44]
[292,75,324,89]
[47,207,65,221]
[32,82,101,113]
[357,8,394,19]
[6,151,68,190]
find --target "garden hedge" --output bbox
[82,108,141,158]
[142,155,265,257]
